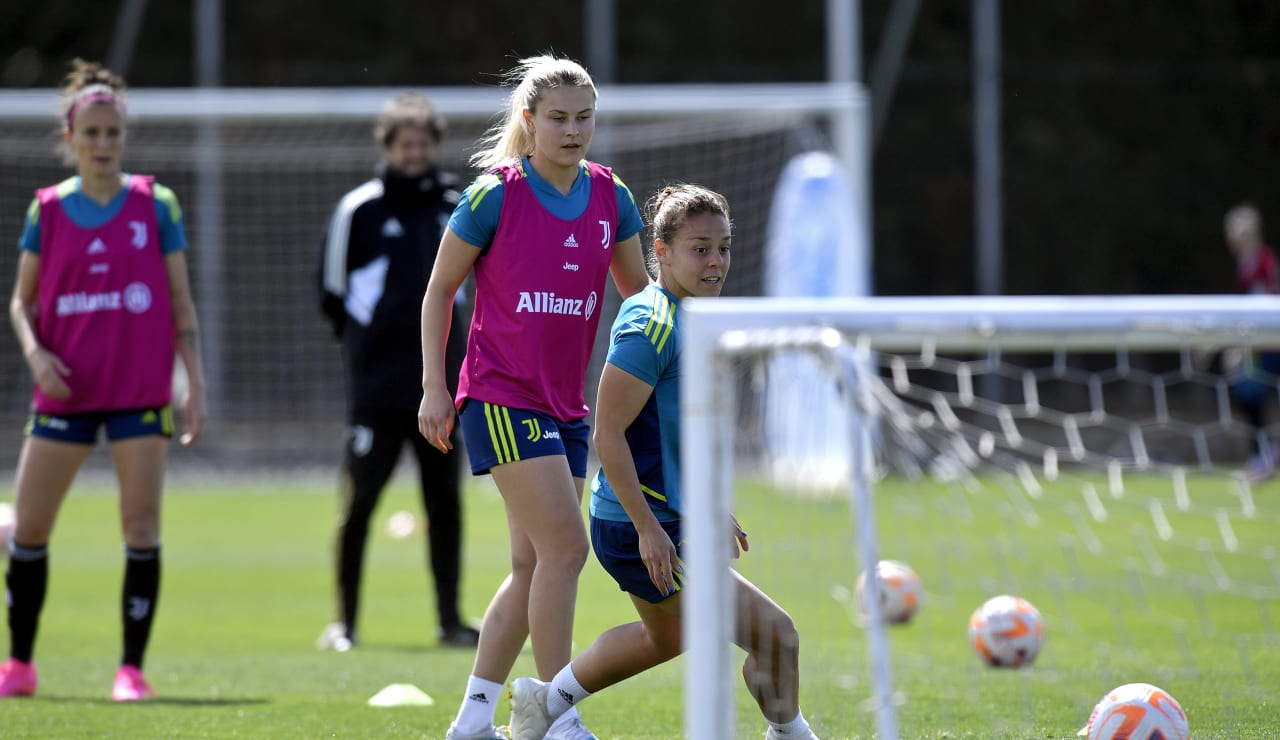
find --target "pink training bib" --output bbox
[458,161,619,420]
[33,175,175,414]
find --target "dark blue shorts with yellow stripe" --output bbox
[458,400,590,478]
[26,405,174,444]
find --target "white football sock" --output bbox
[453,675,504,733]
[547,663,592,719]
[767,709,813,737]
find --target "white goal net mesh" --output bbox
[683,296,1280,739]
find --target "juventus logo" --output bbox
[523,418,542,442]
[129,221,147,249]
[128,597,151,621]
[350,425,374,457]
[599,220,610,249]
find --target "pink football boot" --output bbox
[112,665,156,702]
[0,658,37,697]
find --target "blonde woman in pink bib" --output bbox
[419,55,649,740]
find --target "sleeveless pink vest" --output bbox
[34,176,175,414]
[457,161,619,420]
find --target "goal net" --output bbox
[682,295,1280,739]
[0,83,861,471]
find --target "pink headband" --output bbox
[65,85,126,131]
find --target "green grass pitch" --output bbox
[0,470,1276,738]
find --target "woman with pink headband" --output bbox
[1,58,207,702]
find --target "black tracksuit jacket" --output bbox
[319,165,467,416]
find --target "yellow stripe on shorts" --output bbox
[484,402,521,465]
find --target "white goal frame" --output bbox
[681,294,1280,740]
[0,83,863,122]
[0,83,867,467]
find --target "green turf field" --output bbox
[0,470,1275,738]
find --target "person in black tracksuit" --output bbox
[317,93,476,649]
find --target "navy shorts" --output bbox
[458,400,590,478]
[26,406,174,444]
[591,515,685,604]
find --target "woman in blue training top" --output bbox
[510,184,820,740]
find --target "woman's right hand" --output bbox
[638,522,681,596]
[28,347,71,399]
[418,387,455,453]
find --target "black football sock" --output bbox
[121,546,161,668]
[6,542,49,664]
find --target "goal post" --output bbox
[682,294,1280,739]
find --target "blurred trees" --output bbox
[2,0,1278,296]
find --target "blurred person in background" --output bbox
[2,58,208,701]
[318,92,478,651]
[417,55,650,740]
[1222,203,1280,482]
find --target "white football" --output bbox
[855,560,921,624]
[967,594,1044,668]
[385,510,418,540]
[1082,682,1189,740]
[0,501,13,556]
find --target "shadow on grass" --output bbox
[36,696,271,707]
[358,643,482,655]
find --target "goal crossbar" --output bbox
[684,294,1280,352]
[0,82,862,123]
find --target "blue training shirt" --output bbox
[17,175,188,255]
[590,283,684,523]
[448,157,644,249]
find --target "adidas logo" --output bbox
[87,238,107,254]
[382,218,404,238]
[557,688,575,705]
[468,692,489,704]
[563,233,579,248]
